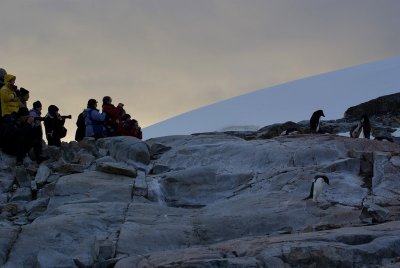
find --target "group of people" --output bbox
[75,96,142,141]
[0,69,69,165]
[0,68,142,165]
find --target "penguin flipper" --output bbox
[303,182,314,200]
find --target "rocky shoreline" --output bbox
[1,94,400,267]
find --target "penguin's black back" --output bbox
[361,115,371,139]
[303,181,314,200]
[310,110,324,133]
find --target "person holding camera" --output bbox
[44,105,69,147]
[29,101,47,162]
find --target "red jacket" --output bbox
[102,103,123,134]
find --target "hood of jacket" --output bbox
[3,74,16,85]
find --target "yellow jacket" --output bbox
[0,74,19,116]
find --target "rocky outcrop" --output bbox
[1,95,400,267]
[345,92,400,119]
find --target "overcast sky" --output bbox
[1,0,400,140]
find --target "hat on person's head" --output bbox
[102,96,111,104]
[0,68,7,78]
[19,87,29,97]
[4,74,16,84]
[17,107,30,117]
[48,105,59,114]
[33,101,42,109]
[87,99,98,107]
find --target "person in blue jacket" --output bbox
[84,99,106,139]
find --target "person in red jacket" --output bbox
[101,96,124,136]
[121,114,142,139]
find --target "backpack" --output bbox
[75,111,86,141]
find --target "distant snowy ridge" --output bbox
[218,125,260,132]
[143,56,400,139]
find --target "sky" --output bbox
[1,0,400,141]
[143,56,400,138]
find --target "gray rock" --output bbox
[96,136,150,165]
[15,166,31,188]
[360,202,390,223]
[133,171,147,197]
[150,164,171,174]
[10,187,32,202]
[35,164,50,186]
[95,239,116,261]
[96,162,137,178]
[34,248,75,268]
[0,222,20,265]
[95,156,116,165]
[54,162,85,174]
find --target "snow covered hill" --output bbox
[143,56,400,139]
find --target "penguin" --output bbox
[309,110,325,133]
[350,115,371,139]
[303,175,330,202]
[350,121,363,138]
[280,128,299,136]
[361,114,371,139]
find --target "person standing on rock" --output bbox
[84,99,106,139]
[30,101,47,163]
[0,68,7,90]
[18,87,30,108]
[102,96,124,137]
[0,74,20,119]
[1,107,34,165]
[44,105,68,146]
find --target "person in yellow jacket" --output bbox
[0,74,20,117]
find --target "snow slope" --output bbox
[143,56,400,139]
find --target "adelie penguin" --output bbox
[350,114,371,139]
[303,175,330,202]
[309,110,325,133]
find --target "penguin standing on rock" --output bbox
[351,114,371,139]
[310,110,325,133]
[303,175,330,202]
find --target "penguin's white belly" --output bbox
[313,179,325,202]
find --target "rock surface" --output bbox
[1,95,400,267]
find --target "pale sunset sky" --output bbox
[1,0,400,140]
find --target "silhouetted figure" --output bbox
[0,74,19,118]
[75,109,86,142]
[0,68,7,90]
[84,99,106,139]
[310,110,325,133]
[30,101,47,163]
[121,114,142,139]
[102,96,124,136]
[1,107,34,165]
[18,87,30,108]
[44,105,67,147]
